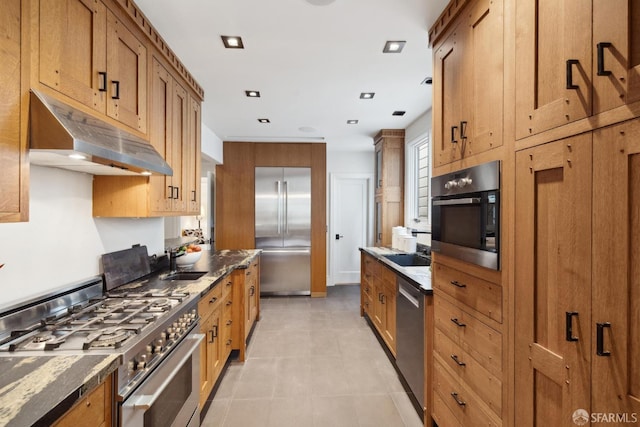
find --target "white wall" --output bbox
[0,166,165,308]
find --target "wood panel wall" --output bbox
[215,142,327,296]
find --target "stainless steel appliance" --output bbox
[255,167,311,295]
[396,277,425,413]
[431,160,500,270]
[0,246,204,427]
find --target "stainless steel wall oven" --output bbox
[431,160,500,270]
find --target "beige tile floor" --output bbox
[201,284,424,427]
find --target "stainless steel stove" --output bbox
[0,246,204,427]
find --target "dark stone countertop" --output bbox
[0,354,120,427]
[0,249,261,427]
[359,247,433,295]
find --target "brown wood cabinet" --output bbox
[52,375,113,427]
[359,252,396,355]
[92,59,201,217]
[198,283,223,410]
[515,0,640,140]
[0,0,27,223]
[230,255,260,362]
[38,0,147,133]
[373,130,404,247]
[432,0,503,167]
[514,135,592,426]
[431,256,503,427]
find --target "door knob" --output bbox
[335,234,344,240]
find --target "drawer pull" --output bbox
[249,286,255,296]
[209,296,217,304]
[226,339,232,346]
[226,320,232,326]
[98,71,107,92]
[450,280,467,288]
[226,281,233,287]
[451,392,466,407]
[450,318,466,328]
[226,300,233,306]
[451,354,466,367]
[565,311,579,342]
[566,59,579,90]
[596,322,611,356]
[597,42,612,76]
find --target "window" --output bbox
[406,134,430,228]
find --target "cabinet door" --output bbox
[149,58,173,213]
[38,0,107,113]
[514,135,592,426]
[199,312,214,409]
[592,1,640,114]
[106,10,147,133]
[375,143,383,194]
[383,280,396,353]
[171,81,188,212]
[433,25,463,166]
[186,96,201,214]
[592,120,640,419]
[0,0,25,222]
[515,0,591,139]
[463,0,503,156]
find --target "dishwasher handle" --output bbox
[398,281,420,308]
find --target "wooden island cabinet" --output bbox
[52,375,113,427]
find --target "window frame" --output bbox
[405,132,431,231]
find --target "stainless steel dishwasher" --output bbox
[396,276,425,410]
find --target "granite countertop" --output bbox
[359,247,433,295]
[0,249,261,427]
[0,354,120,427]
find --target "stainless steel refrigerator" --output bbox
[255,167,311,295]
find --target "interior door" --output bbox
[514,135,592,426]
[331,175,369,284]
[592,120,640,421]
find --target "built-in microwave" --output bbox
[431,160,500,270]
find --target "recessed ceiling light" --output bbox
[258,118,270,123]
[421,76,433,85]
[383,41,406,53]
[68,153,86,160]
[245,90,260,97]
[347,120,359,124]
[360,92,375,99]
[392,111,406,116]
[221,36,244,49]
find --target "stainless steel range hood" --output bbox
[29,90,173,176]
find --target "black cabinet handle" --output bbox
[451,354,466,367]
[168,185,174,199]
[566,59,579,89]
[450,317,466,328]
[450,280,466,288]
[208,330,215,343]
[451,125,458,144]
[597,42,612,76]
[209,296,217,304]
[566,311,579,342]
[173,186,180,200]
[596,322,611,356]
[192,190,197,202]
[226,300,233,306]
[112,80,120,99]
[226,319,232,325]
[460,121,467,140]
[451,392,466,407]
[98,72,107,92]
[212,325,218,338]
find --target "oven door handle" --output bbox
[433,197,481,206]
[123,334,204,410]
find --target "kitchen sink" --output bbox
[162,271,208,281]
[382,253,431,267]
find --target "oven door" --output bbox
[121,333,204,427]
[431,191,499,270]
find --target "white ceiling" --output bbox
[134,0,449,153]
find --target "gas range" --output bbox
[0,276,199,400]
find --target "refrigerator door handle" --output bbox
[276,180,282,234]
[284,181,289,234]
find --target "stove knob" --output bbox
[445,180,458,190]
[146,344,153,354]
[127,360,135,374]
[458,177,473,188]
[154,339,163,353]
[137,355,147,370]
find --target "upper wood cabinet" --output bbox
[38,0,147,133]
[432,0,503,167]
[515,0,640,139]
[186,96,202,214]
[373,130,404,247]
[0,0,27,223]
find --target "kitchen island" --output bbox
[0,249,260,427]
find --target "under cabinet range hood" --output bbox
[28,90,173,176]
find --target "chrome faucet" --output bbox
[168,248,185,273]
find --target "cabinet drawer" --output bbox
[362,254,380,278]
[434,327,502,415]
[198,284,223,316]
[222,275,234,299]
[433,263,502,324]
[433,358,501,427]
[433,390,463,427]
[381,264,396,285]
[434,295,502,378]
[53,376,111,427]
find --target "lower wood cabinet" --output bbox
[198,283,223,410]
[52,375,113,427]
